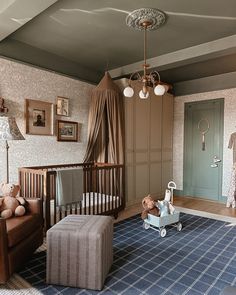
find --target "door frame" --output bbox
[183,98,224,201]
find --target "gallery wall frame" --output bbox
[56,96,69,117]
[57,119,78,142]
[25,99,54,135]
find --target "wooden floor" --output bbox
[174,196,236,217]
[115,195,236,223]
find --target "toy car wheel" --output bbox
[160,228,167,238]
[143,222,150,230]
[177,222,182,232]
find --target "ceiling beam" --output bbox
[174,71,236,96]
[0,39,102,84]
[0,0,58,41]
[109,34,236,79]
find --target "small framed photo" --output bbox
[56,96,69,117]
[57,120,78,142]
[25,99,54,135]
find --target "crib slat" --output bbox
[96,168,99,214]
[108,169,111,212]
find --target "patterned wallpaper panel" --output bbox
[0,58,94,183]
[173,88,236,197]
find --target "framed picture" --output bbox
[56,96,69,117]
[25,99,54,135]
[57,120,78,142]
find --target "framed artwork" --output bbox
[25,99,54,135]
[56,96,69,117]
[57,120,78,142]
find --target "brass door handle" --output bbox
[214,156,221,163]
[211,163,218,168]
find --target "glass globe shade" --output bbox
[123,86,134,97]
[139,90,149,99]
[163,84,169,92]
[154,84,165,96]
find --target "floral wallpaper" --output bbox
[0,57,94,183]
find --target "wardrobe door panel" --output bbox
[125,98,134,151]
[162,93,174,191]
[162,161,173,192]
[135,98,149,150]
[162,93,173,150]
[150,150,162,162]
[149,94,162,196]
[126,166,134,204]
[124,88,135,205]
[150,95,162,149]
[150,162,162,197]
[135,164,149,200]
[136,151,148,163]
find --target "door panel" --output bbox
[184,99,224,200]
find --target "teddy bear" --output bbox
[141,195,160,220]
[0,183,26,219]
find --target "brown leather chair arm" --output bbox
[26,198,43,216]
[0,218,10,283]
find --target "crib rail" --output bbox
[19,162,125,230]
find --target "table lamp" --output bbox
[0,116,25,183]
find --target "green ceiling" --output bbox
[1,0,236,88]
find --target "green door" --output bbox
[183,99,224,200]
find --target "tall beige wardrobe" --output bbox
[117,79,174,206]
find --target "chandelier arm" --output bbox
[149,70,161,86]
[128,71,142,86]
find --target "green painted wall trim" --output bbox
[0,39,102,84]
[174,71,236,96]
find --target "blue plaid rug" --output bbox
[18,213,236,295]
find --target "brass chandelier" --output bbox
[123,8,167,99]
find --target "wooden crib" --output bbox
[18,162,125,230]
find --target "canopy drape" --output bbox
[84,72,124,164]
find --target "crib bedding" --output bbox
[50,193,120,223]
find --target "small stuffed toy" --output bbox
[157,200,170,217]
[141,195,160,220]
[164,189,171,202]
[164,189,175,215]
[168,203,175,215]
[0,183,26,219]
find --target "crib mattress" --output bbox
[50,192,120,224]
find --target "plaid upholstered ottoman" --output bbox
[46,215,113,290]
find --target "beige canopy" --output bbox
[84,72,124,164]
